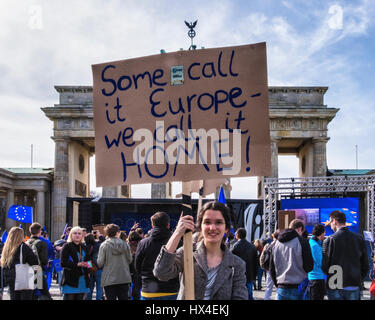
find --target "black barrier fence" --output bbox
[66,198,267,242]
[66,196,373,280]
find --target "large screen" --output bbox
[281,197,359,236]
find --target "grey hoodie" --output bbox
[269,229,313,288]
[97,237,132,287]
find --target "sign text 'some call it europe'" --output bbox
[92,42,271,186]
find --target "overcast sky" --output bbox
[0,0,374,199]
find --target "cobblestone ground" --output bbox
[1,277,372,300]
[252,277,372,300]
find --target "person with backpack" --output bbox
[26,222,52,300]
[269,219,314,300]
[260,229,279,300]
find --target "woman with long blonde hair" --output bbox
[0,227,38,300]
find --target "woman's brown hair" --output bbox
[196,201,231,231]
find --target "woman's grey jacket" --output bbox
[153,240,248,300]
[97,237,132,287]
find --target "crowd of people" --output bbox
[0,201,373,301]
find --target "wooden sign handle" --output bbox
[182,181,195,300]
[197,180,204,216]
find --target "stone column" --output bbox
[51,138,69,241]
[257,137,280,199]
[102,186,119,198]
[102,185,131,198]
[270,137,281,178]
[36,191,45,226]
[6,189,15,229]
[312,137,329,176]
[151,183,172,199]
[121,185,131,198]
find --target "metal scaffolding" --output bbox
[263,175,375,237]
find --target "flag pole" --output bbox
[181,181,194,300]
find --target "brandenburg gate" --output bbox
[42,86,339,240]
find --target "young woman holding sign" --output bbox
[153,201,248,300]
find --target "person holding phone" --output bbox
[60,226,90,300]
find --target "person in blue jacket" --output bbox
[40,228,56,290]
[308,224,326,300]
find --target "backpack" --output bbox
[26,238,41,266]
[260,241,275,271]
[26,239,44,290]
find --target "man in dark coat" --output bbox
[231,228,257,299]
[134,211,179,300]
[322,210,368,300]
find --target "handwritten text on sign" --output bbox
[92,43,271,186]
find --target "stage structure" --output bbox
[263,175,375,237]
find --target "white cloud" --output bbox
[328,4,344,30]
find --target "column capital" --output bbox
[52,136,70,143]
[270,136,283,144]
[312,136,330,144]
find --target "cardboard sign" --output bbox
[278,210,296,230]
[92,42,271,186]
[92,224,106,237]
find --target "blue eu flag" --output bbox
[218,186,226,204]
[218,187,235,238]
[8,205,33,224]
[1,230,7,243]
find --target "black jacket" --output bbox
[134,227,179,293]
[89,241,102,269]
[322,227,368,288]
[60,242,90,288]
[231,239,257,282]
